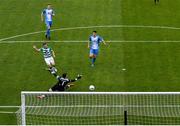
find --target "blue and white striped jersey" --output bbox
[42,9,54,22]
[89,35,104,49]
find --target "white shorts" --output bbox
[44,57,55,66]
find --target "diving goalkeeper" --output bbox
[37,73,82,99]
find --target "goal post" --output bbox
[21,93,26,126]
[16,92,180,125]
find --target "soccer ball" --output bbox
[89,85,95,91]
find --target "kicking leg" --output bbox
[50,58,57,74]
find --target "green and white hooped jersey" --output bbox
[40,47,53,58]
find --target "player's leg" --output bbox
[91,49,98,66]
[48,21,52,40]
[37,85,55,99]
[64,83,75,90]
[154,0,156,4]
[45,21,52,40]
[45,21,49,39]
[89,49,94,59]
[89,49,94,66]
[49,57,57,74]
[50,57,55,66]
[44,57,55,74]
[154,0,159,4]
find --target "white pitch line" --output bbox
[1,25,180,41]
[0,105,180,108]
[1,40,180,44]
[23,105,180,108]
[0,111,15,114]
[0,106,19,108]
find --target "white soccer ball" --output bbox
[89,85,95,91]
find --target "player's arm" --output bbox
[88,37,91,48]
[88,41,90,48]
[52,50,56,58]
[101,38,107,45]
[99,37,107,45]
[41,10,45,22]
[69,75,82,82]
[54,74,82,82]
[102,40,107,45]
[33,45,41,52]
[52,10,55,16]
[41,12,44,22]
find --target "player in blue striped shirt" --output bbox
[41,4,55,40]
[88,31,107,67]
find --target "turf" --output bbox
[1,0,180,124]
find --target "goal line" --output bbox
[21,91,180,94]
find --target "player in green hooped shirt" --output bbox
[33,42,57,75]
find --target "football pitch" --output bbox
[1,0,180,124]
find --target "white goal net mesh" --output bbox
[16,92,180,125]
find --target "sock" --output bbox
[46,29,48,36]
[92,58,96,64]
[50,67,57,74]
[52,73,57,77]
[89,57,92,63]
[47,29,50,37]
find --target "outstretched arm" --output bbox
[54,74,82,82]
[102,40,107,45]
[99,37,106,45]
[69,74,82,82]
[88,41,90,48]
[101,38,107,45]
[33,45,41,52]
[41,12,44,22]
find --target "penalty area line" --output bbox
[1,40,180,44]
[0,106,19,108]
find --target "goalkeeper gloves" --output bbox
[77,74,82,79]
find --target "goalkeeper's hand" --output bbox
[77,74,82,79]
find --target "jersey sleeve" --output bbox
[89,36,92,42]
[98,36,104,43]
[42,9,46,15]
[52,10,55,15]
[49,47,53,52]
[40,48,43,52]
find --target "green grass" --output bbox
[1,0,180,124]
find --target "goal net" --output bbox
[16,92,180,125]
